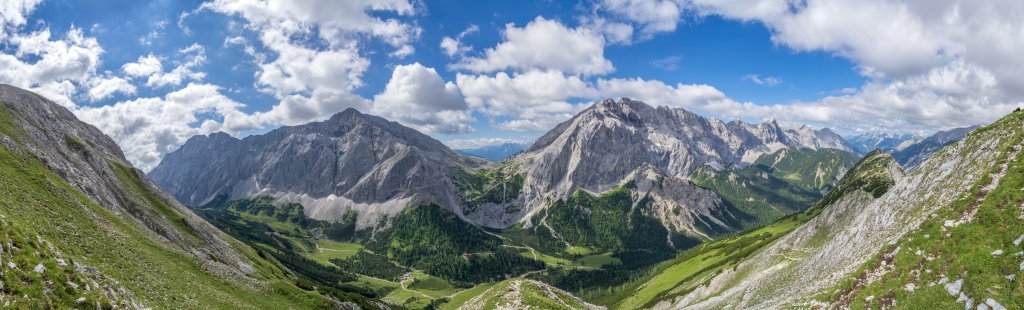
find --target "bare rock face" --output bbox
[507,98,854,224]
[149,108,485,228]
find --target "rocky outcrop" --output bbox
[149,108,486,228]
[504,98,854,227]
[656,110,1019,309]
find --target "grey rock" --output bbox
[508,98,853,227]
[149,107,486,227]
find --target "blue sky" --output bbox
[1,0,1021,170]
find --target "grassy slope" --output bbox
[0,143,340,309]
[822,114,1024,309]
[691,147,859,228]
[602,151,897,309]
[444,279,597,310]
[198,197,505,309]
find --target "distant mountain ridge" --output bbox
[846,132,921,154]
[456,142,530,161]
[892,125,979,169]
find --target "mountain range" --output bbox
[2,83,1012,310]
[456,142,531,161]
[0,84,379,309]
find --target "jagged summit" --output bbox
[149,107,482,229]
[458,97,857,227]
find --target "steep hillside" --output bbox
[648,110,1023,308]
[602,149,898,309]
[0,85,371,309]
[690,147,859,228]
[150,108,487,229]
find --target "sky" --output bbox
[1,0,1022,171]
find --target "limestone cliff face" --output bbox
[495,98,853,227]
[149,108,486,228]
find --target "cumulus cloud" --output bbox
[202,0,417,126]
[457,69,596,131]
[87,76,136,101]
[440,24,478,57]
[202,0,419,54]
[373,63,474,134]
[119,46,207,89]
[590,0,683,43]
[122,54,162,77]
[678,0,1024,131]
[146,44,207,88]
[0,26,103,107]
[74,83,257,171]
[453,17,613,75]
[0,0,42,39]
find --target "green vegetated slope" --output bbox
[180,143,862,309]
[650,113,1021,308]
[0,102,365,308]
[453,163,525,214]
[498,181,701,301]
[442,278,600,310]
[198,196,547,309]
[691,147,859,228]
[820,115,1024,309]
[602,150,898,309]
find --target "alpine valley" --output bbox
[3,85,1021,310]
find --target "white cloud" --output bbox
[0,26,103,107]
[74,83,258,171]
[122,54,162,77]
[202,0,419,53]
[145,44,207,88]
[592,0,682,42]
[87,76,136,101]
[743,74,781,86]
[138,19,168,46]
[453,17,613,75]
[203,0,419,127]
[120,46,207,89]
[253,30,367,97]
[689,0,1024,92]
[0,0,42,39]
[457,70,596,131]
[440,24,478,57]
[373,63,474,134]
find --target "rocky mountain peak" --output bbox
[150,107,479,229]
